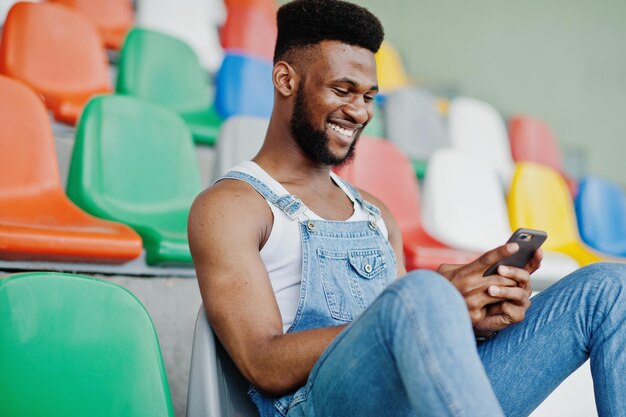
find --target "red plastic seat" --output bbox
[0,75,142,263]
[50,0,134,50]
[0,2,111,125]
[335,137,480,271]
[220,3,277,61]
[509,115,578,195]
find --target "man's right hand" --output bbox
[437,243,536,337]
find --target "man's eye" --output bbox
[334,88,349,96]
[364,95,375,103]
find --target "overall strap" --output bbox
[217,171,308,220]
[333,175,382,221]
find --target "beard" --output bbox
[289,84,362,168]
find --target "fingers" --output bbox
[496,264,531,288]
[467,243,519,275]
[487,285,530,305]
[524,248,544,274]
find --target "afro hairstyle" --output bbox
[274,0,384,64]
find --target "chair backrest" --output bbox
[220,2,276,61]
[0,272,174,417]
[215,53,274,119]
[186,306,260,417]
[213,116,269,180]
[384,87,448,161]
[0,2,110,98]
[117,28,212,113]
[50,0,133,49]
[508,162,580,250]
[0,75,61,198]
[422,148,511,252]
[135,0,224,73]
[509,115,564,171]
[374,41,410,93]
[575,176,626,255]
[66,95,201,224]
[448,96,514,187]
[335,137,423,243]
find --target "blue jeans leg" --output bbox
[478,262,626,417]
[288,270,505,417]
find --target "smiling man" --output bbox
[188,1,626,416]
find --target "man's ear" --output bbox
[273,61,298,98]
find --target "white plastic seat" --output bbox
[212,116,269,180]
[186,306,260,417]
[135,0,225,73]
[422,148,578,289]
[384,87,448,161]
[448,96,515,188]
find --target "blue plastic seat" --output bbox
[575,176,626,257]
[215,53,274,119]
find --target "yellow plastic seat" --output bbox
[508,162,604,266]
[374,41,410,93]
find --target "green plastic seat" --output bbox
[67,95,202,265]
[116,28,222,145]
[0,272,174,417]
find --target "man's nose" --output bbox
[342,101,370,125]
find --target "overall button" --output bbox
[364,264,373,273]
[306,221,317,232]
[368,221,377,230]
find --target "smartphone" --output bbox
[483,228,547,277]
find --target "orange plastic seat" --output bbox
[50,0,134,50]
[0,2,111,125]
[220,3,277,61]
[509,115,578,196]
[508,162,604,266]
[0,75,142,263]
[335,137,480,271]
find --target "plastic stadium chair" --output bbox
[215,53,274,119]
[67,95,202,265]
[0,2,111,125]
[384,87,448,179]
[117,28,222,145]
[509,115,578,195]
[0,272,174,417]
[50,0,134,50]
[335,137,480,271]
[375,41,410,93]
[220,2,277,61]
[575,176,626,257]
[508,163,604,266]
[135,0,225,73]
[0,76,142,263]
[448,97,515,188]
[421,149,578,288]
[186,306,260,417]
[213,116,269,180]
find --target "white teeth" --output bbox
[328,123,354,138]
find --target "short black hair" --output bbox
[274,0,384,64]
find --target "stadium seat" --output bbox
[186,306,260,417]
[448,96,515,187]
[384,87,448,179]
[0,75,142,263]
[220,2,277,61]
[421,148,578,288]
[135,0,225,73]
[0,2,111,125]
[213,116,269,180]
[335,137,480,271]
[66,95,202,265]
[50,0,134,50]
[0,272,174,417]
[117,28,222,145]
[575,176,626,257]
[215,53,274,119]
[509,115,578,195]
[374,41,410,93]
[508,162,604,266]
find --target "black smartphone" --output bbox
[483,228,547,277]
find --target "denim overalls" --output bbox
[219,170,398,417]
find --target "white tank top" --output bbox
[230,161,388,333]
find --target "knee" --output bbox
[568,262,626,289]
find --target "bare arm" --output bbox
[188,180,345,396]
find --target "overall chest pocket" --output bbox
[318,248,389,322]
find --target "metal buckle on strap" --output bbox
[283,196,306,220]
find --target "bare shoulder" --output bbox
[358,189,396,226]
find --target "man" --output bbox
[188,1,626,416]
